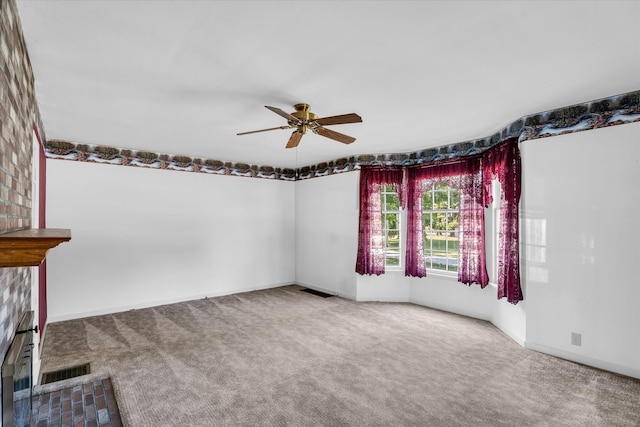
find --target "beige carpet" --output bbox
[37,285,640,426]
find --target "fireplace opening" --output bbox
[2,311,35,427]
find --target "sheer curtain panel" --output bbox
[355,166,404,275]
[404,157,488,286]
[482,138,523,304]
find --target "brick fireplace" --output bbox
[0,0,49,423]
[2,311,35,426]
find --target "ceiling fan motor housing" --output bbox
[291,103,317,122]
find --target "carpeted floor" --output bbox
[36,285,640,426]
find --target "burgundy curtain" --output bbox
[482,138,523,304]
[355,138,522,304]
[355,166,404,275]
[458,160,489,287]
[405,157,488,287]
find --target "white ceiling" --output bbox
[16,1,640,169]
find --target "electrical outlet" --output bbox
[571,332,582,346]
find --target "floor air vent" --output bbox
[40,363,90,385]
[300,288,334,298]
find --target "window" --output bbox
[381,185,401,267]
[357,138,523,303]
[490,180,501,280]
[421,183,460,273]
[379,182,462,273]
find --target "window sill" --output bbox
[382,268,498,289]
[425,269,458,280]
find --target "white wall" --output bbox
[46,160,295,321]
[409,275,492,320]
[356,272,411,302]
[295,172,359,299]
[522,121,640,379]
[490,295,526,346]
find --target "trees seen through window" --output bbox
[382,185,401,267]
[422,183,460,272]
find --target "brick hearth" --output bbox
[31,378,122,427]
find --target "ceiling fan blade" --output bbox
[237,125,292,136]
[285,131,303,149]
[265,106,302,124]
[315,113,362,126]
[314,126,356,144]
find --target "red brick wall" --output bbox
[0,0,43,366]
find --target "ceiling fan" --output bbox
[237,103,362,148]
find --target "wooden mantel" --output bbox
[0,229,71,268]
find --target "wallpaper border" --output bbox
[45,90,640,181]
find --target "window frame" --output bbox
[421,182,461,276]
[487,180,501,283]
[377,176,501,282]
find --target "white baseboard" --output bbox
[358,296,410,303]
[46,281,294,323]
[494,324,526,347]
[43,281,638,380]
[525,341,640,380]
[409,296,526,348]
[409,296,491,322]
[295,281,357,301]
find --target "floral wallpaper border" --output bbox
[45,90,640,181]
